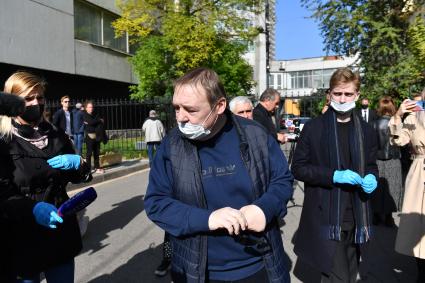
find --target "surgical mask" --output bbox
[20,104,44,123]
[330,100,356,114]
[178,105,217,140]
[361,104,368,109]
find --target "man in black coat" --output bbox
[53,95,73,137]
[291,68,378,282]
[356,97,378,124]
[253,88,286,143]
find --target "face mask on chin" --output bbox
[330,100,356,114]
[361,104,369,109]
[178,104,218,140]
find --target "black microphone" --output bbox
[0,92,25,117]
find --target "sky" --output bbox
[274,0,328,60]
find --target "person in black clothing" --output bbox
[356,97,378,124]
[371,96,402,227]
[253,88,286,143]
[291,68,378,282]
[52,95,73,137]
[0,71,91,282]
[83,100,104,174]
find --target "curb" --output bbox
[67,160,150,192]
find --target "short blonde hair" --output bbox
[1,71,46,137]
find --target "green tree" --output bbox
[114,0,262,100]
[301,0,425,103]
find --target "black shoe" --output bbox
[154,259,171,277]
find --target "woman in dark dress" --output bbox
[0,71,91,282]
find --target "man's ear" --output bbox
[216,98,227,114]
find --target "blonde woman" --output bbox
[389,90,425,283]
[0,71,91,282]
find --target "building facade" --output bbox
[0,0,137,100]
[269,55,359,115]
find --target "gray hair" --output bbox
[229,96,253,113]
[259,88,280,102]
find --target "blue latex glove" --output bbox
[333,170,363,185]
[33,202,63,229]
[361,174,377,194]
[47,154,81,170]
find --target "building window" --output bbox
[74,0,129,53]
[269,74,275,88]
[74,0,101,45]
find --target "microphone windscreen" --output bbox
[0,92,25,117]
[58,187,97,217]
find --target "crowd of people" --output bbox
[0,66,424,283]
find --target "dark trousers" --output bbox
[416,258,425,283]
[321,230,359,283]
[86,137,100,170]
[173,268,268,283]
[147,142,161,167]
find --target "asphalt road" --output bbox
[74,169,171,283]
[70,162,417,283]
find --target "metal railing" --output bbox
[45,98,175,158]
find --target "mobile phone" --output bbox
[412,100,425,112]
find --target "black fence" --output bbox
[45,98,175,159]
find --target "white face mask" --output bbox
[330,100,356,114]
[178,105,217,140]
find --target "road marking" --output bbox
[68,168,151,196]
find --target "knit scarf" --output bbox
[323,109,372,244]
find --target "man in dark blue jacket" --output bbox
[53,95,73,138]
[72,102,85,155]
[291,68,378,282]
[144,67,294,283]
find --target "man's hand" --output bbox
[333,170,363,185]
[240,205,266,232]
[277,133,286,144]
[361,174,377,194]
[208,207,247,235]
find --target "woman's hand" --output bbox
[33,202,63,229]
[47,154,82,170]
[396,99,416,117]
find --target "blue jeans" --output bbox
[73,133,84,155]
[16,259,74,283]
[147,142,161,167]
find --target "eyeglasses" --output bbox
[331,92,357,98]
[63,100,70,103]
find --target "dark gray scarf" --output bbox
[323,109,372,244]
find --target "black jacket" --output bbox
[356,108,378,125]
[253,103,278,140]
[0,122,91,277]
[82,112,107,143]
[52,108,74,135]
[373,116,401,160]
[291,110,378,273]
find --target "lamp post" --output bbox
[265,0,270,88]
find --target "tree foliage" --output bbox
[301,0,425,103]
[114,0,263,100]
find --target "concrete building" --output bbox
[243,0,276,98]
[0,0,137,100]
[269,55,359,115]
